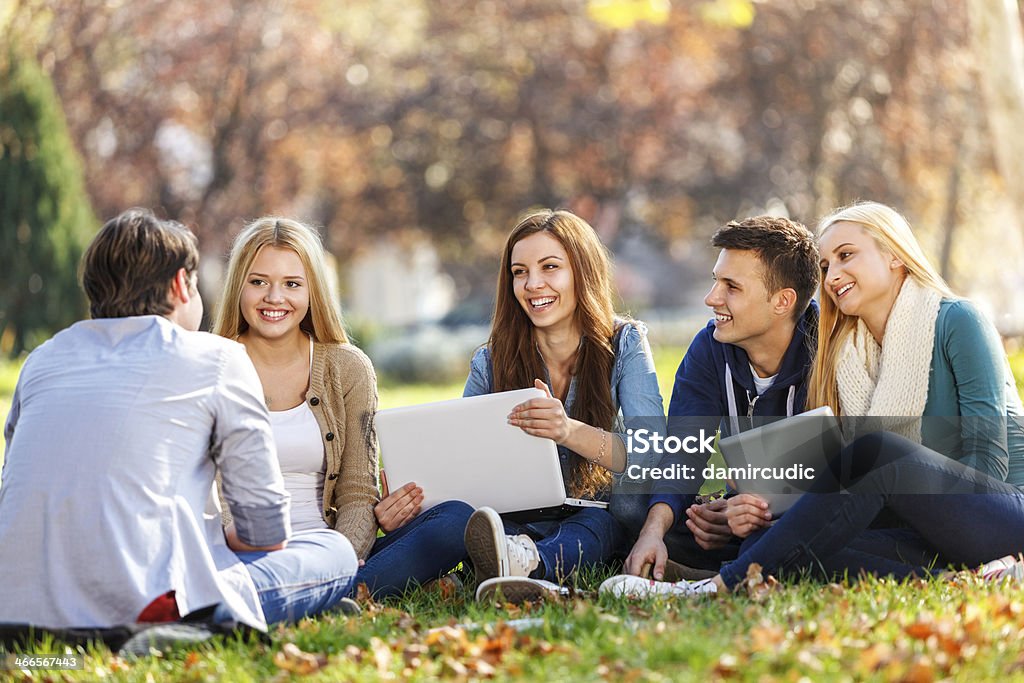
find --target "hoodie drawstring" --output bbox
[727,363,799,425]
[724,364,741,436]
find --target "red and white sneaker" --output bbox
[978,554,1024,582]
[598,574,718,598]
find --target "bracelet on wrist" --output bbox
[594,427,608,464]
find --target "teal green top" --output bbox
[922,299,1024,486]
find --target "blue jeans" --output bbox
[353,500,473,598]
[503,507,624,582]
[719,431,1024,589]
[612,493,740,570]
[233,529,358,625]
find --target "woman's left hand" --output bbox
[375,472,423,533]
[507,379,574,444]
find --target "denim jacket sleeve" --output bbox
[648,326,723,523]
[612,322,666,471]
[463,346,493,398]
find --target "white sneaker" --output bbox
[599,574,718,598]
[979,554,1024,582]
[476,577,568,603]
[464,507,541,583]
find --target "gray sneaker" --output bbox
[464,507,540,583]
[476,576,568,603]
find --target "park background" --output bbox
[4,0,1024,680]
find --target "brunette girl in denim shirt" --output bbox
[462,209,664,603]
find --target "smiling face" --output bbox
[704,248,784,351]
[818,221,905,323]
[510,231,578,334]
[239,245,310,342]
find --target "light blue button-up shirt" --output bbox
[0,316,290,630]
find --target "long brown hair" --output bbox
[489,209,621,498]
[807,202,955,415]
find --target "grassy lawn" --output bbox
[2,349,1024,680]
[5,572,1024,680]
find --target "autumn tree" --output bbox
[0,47,96,355]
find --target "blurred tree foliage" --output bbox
[0,47,96,356]
[3,0,1012,296]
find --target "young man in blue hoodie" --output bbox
[621,216,820,579]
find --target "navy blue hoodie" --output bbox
[648,301,818,523]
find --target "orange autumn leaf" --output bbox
[749,623,785,652]
[905,621,937,640]
[901,657,937,683]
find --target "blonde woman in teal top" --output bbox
[804,201,1023,484]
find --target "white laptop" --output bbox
[717,406,843,515]
[376,388,608,515]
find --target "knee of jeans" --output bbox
[304,529,358,579]
[431,499,475,523]
[574,508,623,545]
[573,507,614,526]
[843,431,922,483]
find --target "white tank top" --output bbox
[269,336,328,532]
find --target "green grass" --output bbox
[5,572,1024,680]
[0,356,20,471]
[1011,352,1024,398]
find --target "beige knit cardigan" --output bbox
[307,342,380,559]
[221,342,380,560]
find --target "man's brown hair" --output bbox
[711,215,819,319]
[81,208,199,319]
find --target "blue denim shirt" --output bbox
[463,320,665,496]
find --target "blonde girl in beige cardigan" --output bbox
[215,218,472,598]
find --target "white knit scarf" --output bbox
[835,277,942,442]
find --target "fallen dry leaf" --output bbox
[353,582,383,614]
[904,621,937,640]
[857,642,894,674]
[714,652,740,677]
[739,563,780,602]
[749,623,786,653]
[901,656,936,683]
[272,642,326,675]
[369,637,393,675]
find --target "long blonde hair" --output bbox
[213,217,348,344]
[807,202,954,414]
[489,209,620,498]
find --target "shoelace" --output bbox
[506,534,539,573]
